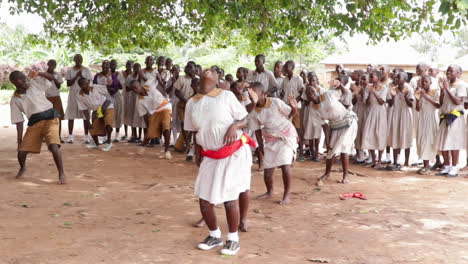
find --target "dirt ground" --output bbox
[0,123,468,264]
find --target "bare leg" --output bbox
[423,160,430,170]
[317,156,335,186]
[296,128,303,158]
[238,191,249,232]
[138,128,142,140]
[58,121,62,141]
[68,119,74,135]
[105,125,112,144]
[163,129,171,152]
[199,199,217,231]
[370,150,376,163]
[451,150,459,167]
[193,217,206,228]
[83,120,89,136]
[257,168,274,199]
[340,153,350,184]
[442,151,450,166]
[279,165,291,205]
[16,151,28,178]
[256,148,264,171]
[224,200,240,233]
[123,125,128,138]
[49,144,66,184]
[393,149,400,166]
[404,148,410,167]
[92,135,99,146]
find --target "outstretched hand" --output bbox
[247,88,258,104]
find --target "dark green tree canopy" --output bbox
[5,0,468,53]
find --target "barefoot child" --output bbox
[307,86,358,186]
[132,81,173,159]
[185,69,254,256]
[77,78,114,151]
[387,72,414,170]
[436,65,467,177]
[361,70,388,169]
[45,59,65,142]
[9,71,66,184]
[64,54,93,144]
[416,75,440,174]
[251,82,299,205]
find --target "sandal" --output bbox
[339,192,353,200]
[353,192,367,200]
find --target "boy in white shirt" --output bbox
[45,59,65,142]
[9,71,66,184]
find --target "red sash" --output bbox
[201,133,257,159]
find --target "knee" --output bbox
[199,200,212,212]
[48,144,59,152]
[224,200,237,209]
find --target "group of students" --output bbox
[8,52,468,256]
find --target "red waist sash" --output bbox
[201,133,257,159]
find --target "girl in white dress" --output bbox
[387,72,414,170]
[416,75,440,174]
[185,69,253,256]
[64,54,93,144]
[109,59,124,142]
[361,70,388,169]
[250,83,299,205]
[304,72,324,162]
[352,73,369,163]
[436,65,467,177]
[120,60,133,140]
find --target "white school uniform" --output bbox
[250,98,298,169]
[247,70,277,94]
[173,75,193,101]
[417,90,440,160]
[184,89,252,205]
[45,72,64,98]
[136,88,171,117]
[281,75,304,105]
[388,85,414,149]
[304,86,325,141]
[353,88,367,150]
[64,67,93,120]
[76,85,114,112]
[436,80,467,151]
[309,91,358,159]
[361,85,388,151]
[10,77,53,124]
[142,69,160,93]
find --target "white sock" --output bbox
[115,132,120,139]
[443,165,450,172]
[188,146,195,156]
[386,153,391,161]
[68,135,74,140]
[209,227,221,239]
[84,135,89,141]
[227,232,239,242]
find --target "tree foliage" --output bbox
[4,0,468,53]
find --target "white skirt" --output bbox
[65,89,86,120]
[195,145,252,205]
[437,117,465,151]
[263,136,297,169]
[328,118,358,159]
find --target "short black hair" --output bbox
[398,71,408,81]
[285,60,295,69]
[250,81,264,91]
[255,54,265,62]
[77,77,89,86]
[9,70,23,82]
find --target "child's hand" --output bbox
[280,89,285,98]
[439,78,448,90]
[247,88,258,104]
[28,71,39,79]
[223,124,238,146]
[288,95,298,109]
[76,70,82,77]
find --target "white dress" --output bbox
[417,91,440,160]
[304,86,325,140]
[353,89,367,150]
[436,81,467,151]
[250,98,298,169]
[184,89,252,205]
[309,91,358,159]
[388,86,414,149]
[64,67,93,120]
[361,85,388,151]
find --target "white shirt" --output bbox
[247,70,277,93]
[281,75,304,103]
[45,72,64,97]
[309,91,349,125]
[76,84,114,111]
[65,67,93,92]
[137,88,172,117]
[174,75,193,100]
[440,80,467,114]
[10,76,53,124]
[250,98,292,133]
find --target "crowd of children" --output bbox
[8,53,468,256]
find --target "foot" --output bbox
[121,136,128,140]
[239,220,248,232]
[86,143,99,149]
[102,143,112,152]
[186,155,193,162]
[316,173,330,186]
[58,174,67,184]
[257,164,264,172]
[460,166,468,171]
[164,151,172,160]
[256,192,273,200]
[447,167,459,178]
[192,219,205,228]
[418,168,431,175]
[337,179,350,184]
[16,167,26,179]
[279,194,290,205]
[113,138,120,143]
[430,162,443,171]
[436,166,450,176]
[60,138,65,144]
[220,240,240,256]
[197,236,223,251]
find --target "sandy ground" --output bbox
[0,121,468,264]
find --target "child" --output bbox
[174,63,197,159]
[387,72,414,170]
[44,59,65,142]
[280,60,304,161]
[303,72,323,162]
[77,78,114,151]
[109,59,124,142]
[330,74,352,109]
[436,65,467,177]
[141,56,163,94]
[185,69,254,256]
[125,63,145,142]
[273,61,284,98]
[352,73,369,163]
[166,65,181,144]
[132,81,173,159]
[225,74,234,85]
[10,71,66,184]
[361,70,388,169]
[247,54,278,96]
[416,75,440,174]
[121,60,134,140]
[307,85,358,185]
[64,54,93,144]
[380,65,394,164]
[251,82,299,205]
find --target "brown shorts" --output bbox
[146,109,171,139]
[90,108,115,136]
[292,111,301,129]
[177,101,186,121]
[47,96,64,120]
[19,118,60,153]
